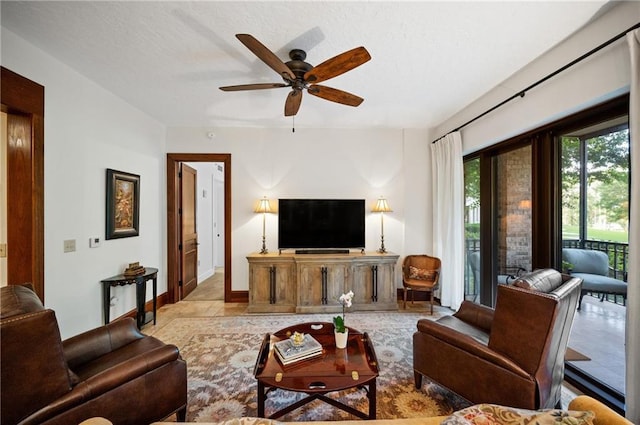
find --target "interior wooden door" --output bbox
[0,67,44,299]
[180,163,198,299]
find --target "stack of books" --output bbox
[274,334,323,365]
[124,262,145,277]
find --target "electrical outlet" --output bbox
[0,243,7,258]
[63,239,76,253]
[89,237,101,248]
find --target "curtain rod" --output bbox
[431,22,640,144]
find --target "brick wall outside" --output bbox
[496,145,532,273]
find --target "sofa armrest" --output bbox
[415,319,530,379]
[452,300,495,332]
[21,344,182,424]
[568,395,633,425]
[63,318,144,370]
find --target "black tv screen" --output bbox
[278,199,365,249]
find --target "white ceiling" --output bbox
[1,1,610,130]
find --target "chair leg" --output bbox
[176,406,187,422]
[577,291,584,311]
[429,291,433,315]
[414,371,423,389]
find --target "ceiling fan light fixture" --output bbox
[219,34,370,117]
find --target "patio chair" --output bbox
[562,248,627,309]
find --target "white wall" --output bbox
[433,1,639,154]
[1,28,167,338]
[166,127,433,292]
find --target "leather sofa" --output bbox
[413,269,582,410]
[1,283,187,425]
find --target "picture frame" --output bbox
[106,168,140,239]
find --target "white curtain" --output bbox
[625,28,640,424]
[431,132,465,310]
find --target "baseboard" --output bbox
[121,292,170,322]
[229,290,248,303]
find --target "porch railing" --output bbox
[463,238,629,303]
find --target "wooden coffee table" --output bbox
[253,322,379,420]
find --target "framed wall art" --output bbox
[106,168,140,239]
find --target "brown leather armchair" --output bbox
[413,269,582,410]
[402,255,441,314]
[1,284,187,425]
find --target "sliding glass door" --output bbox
[462,94,630,412]
[561,117,629,404]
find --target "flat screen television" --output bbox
[278,199,365,250]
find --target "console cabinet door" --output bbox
[352,260,397,310]
[297,263,348,313]
[248,262,295,313]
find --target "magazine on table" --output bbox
[274,334,323,365]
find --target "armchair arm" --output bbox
[453,300,495,333]
[63,318,144,370]
[568,395,633,425]
[20,344,182,424]
[415,319,530,379]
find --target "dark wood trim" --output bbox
[167,153,232,303]
[121,292,169,323]
[1,67,45,302]
[230,290,248,303]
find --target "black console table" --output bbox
[101,267,158,329]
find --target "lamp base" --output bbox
[377,235,387,254]
[260,236,268,254]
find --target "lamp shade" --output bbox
[254,197,272,214]
[372,198,392,213]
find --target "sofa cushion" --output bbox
[512,269,563,293]
[408,265,436,281]
[562,248,609,275]
[441,403,595,424]
[0,283,43,319]
[571,273,627,293]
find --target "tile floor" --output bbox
[567,294,626,394]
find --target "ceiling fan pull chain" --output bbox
[292,115,295,133]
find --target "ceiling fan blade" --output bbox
[284,89,303,116]
[304,46,371,84]
[236,34,296,81]
[219,83,287,91]
[307,85,364,107]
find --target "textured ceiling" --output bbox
[1,1,610,129]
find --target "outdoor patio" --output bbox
[568,293,626,394]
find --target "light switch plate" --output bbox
[89,237,101,248]
[63,239,76,253]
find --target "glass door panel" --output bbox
[464,158,480,302]
[495,145,532,287]
[561,117,629,397]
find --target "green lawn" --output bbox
[562,225,628,243]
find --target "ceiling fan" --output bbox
[219,34,371,117]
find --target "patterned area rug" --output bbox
[149,312,471,422]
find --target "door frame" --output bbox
[1,67,45,300]
[167,153,232,303]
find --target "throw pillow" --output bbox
[441,403,595,425]
[408,265,436,281]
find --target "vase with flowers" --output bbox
[333,290,354,349]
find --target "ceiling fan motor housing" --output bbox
[285,49,313,81]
